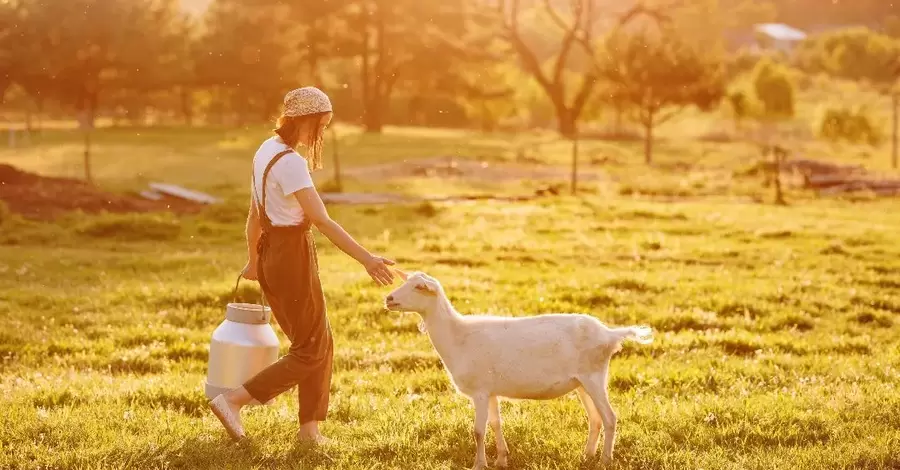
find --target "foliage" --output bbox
[726,88,756,129]
[603,25,726,163]
[751,57,795,119]
[795,27,900,86]
[817,105,883,146]
[887,15,900,39]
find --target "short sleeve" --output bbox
[274,153,314,196]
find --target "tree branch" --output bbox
[550,0,583,86]
[544,0,599,74]
[656,106,683,125]
[571,71,597,118]
[506,0,555,97]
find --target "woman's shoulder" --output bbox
[256,136,286,155]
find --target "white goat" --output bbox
[385,271,652,470]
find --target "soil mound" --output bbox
[0,164,202,220]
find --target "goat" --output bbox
[385,271,652,469]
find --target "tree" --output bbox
[886,15,900,39]
[340,0,491,133]
[795,27,900,167]
[751,58,794,120]
[603,26,725,164]
[490,0,603,138]
[198,0,293,124]
[747,58,795,205]
[727,89,752,131]
[14,0,190,182]
[796,27,900,83]
[453,64,517,132]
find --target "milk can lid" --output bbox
[226,303,272,324]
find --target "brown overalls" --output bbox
[243,149,334,424]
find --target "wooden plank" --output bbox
[148,182,221,205]
[139,190,164,201]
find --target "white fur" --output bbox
[385,272,653,469]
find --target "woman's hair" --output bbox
[273,111,330,170]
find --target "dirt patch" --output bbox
[321,193,416,205]
[0,164,202,220]
[343,156,606,183]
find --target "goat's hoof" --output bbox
[495,456,508,468]
[471,462,486,470]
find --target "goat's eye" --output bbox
[414,284,427,291]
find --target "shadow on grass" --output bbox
[161,435,340,469]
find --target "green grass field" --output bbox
[1,125,899,469]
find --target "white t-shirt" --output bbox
[252,137,315,226]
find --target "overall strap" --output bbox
[253,149,294,229]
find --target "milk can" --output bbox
[204,276,280,405]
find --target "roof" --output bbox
[754,23,808,42]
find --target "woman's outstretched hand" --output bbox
[364,255,396,286]
[241,260,258,281]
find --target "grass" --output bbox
[1,124,899,469]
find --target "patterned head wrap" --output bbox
[283,87,333,117]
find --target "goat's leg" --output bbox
[488,396,509,467]
[575,386,602,459]
[580,365,617,464]
[471,393,490,470]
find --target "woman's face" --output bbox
[319,112,333,132]
[296,112,333,147]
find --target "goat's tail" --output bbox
[613,325,654,345]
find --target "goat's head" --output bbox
[384,271,444,314]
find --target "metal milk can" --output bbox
[204,277,279,405]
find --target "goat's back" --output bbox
[441,313,619,399]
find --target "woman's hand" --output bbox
[242,260,258,281]
[364,255,395,286]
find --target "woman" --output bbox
[209,86,395,443]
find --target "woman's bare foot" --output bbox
[209,395,245,440]
[223,387,252,414]
[209,387,254,440]
[297,421,330,444]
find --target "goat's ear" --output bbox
[394,269,409,281]
[414,282,437,296]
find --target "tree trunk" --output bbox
[773,146,786,205]
[570,129,579,195]
[363,104,384,133]
[0,77,9,105]
[83,127,92,184]
[557,108,576,138]
[307,19,324,88]
[363,5,388,134]
[82,95,97,184]
[36,97,44,134]
[615,105,623,135]
[643,110,654,165]
[892,93,898,170]
[331,126,342,192]
[180,86,194,127]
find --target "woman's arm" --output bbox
[294,187,395,286]
[242,199,262,280]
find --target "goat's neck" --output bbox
[423,295,464,360]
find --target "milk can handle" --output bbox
[232,273,268,312]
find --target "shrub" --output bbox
[817,105,883,145]
[77,213,181,241]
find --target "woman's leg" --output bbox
[297,326,333,440]
[222,386,254,413]
[238,230,333,434]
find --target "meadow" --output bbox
[0,122,899,469]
